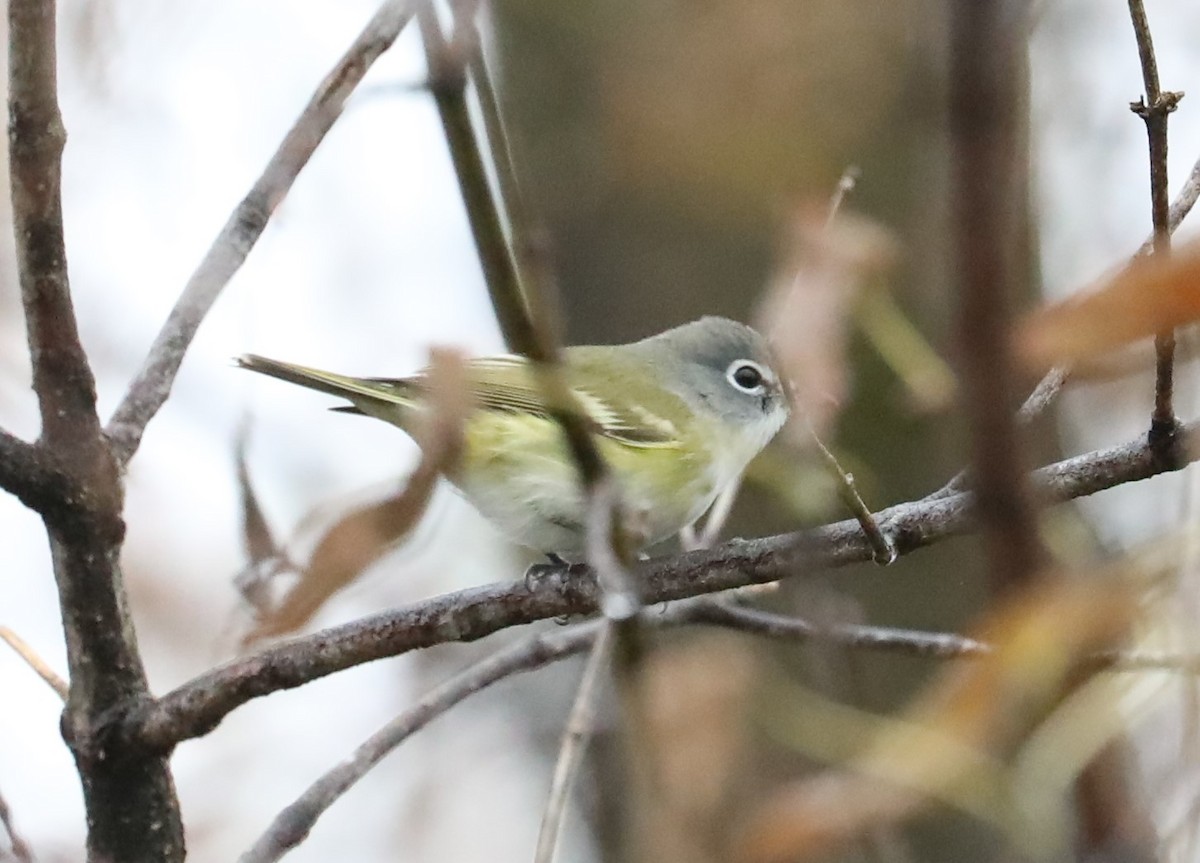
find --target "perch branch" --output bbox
[105,0,416,466]
[128,419,1200,751]
[242,592,1200,863]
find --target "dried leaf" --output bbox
[756,207,896,438]
[231,420,288,617]
[243,349,469,645]
[1017,236,1200,370]
[737,575,1140,862]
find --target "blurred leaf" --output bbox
[1017,235,1200,371]
[855,286,956,413]
[737,575,1140,863]
[756,207,896,439]
[242,349,469,645]
[633,634,760,863]
[231,421,288,618]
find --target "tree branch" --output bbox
[104,0,416,467]
[240,590,1200,863]
[8,0,99,450]
[240,619,602,863]
[417,1,535,355]
[950,0,1045,593]
[0,431,68,515]
[1127,0,1184,444]
[9,0,184,857]
[127,421,1200,751]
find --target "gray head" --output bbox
[637,316,790,437]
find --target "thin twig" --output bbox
[0,788,33,863]
[1138,150,1200,257]
[105,0,416,467]
[825,166,860,227]
[534,624,614,863]
[1127,0,1185,444]
[0,627,67,700]
[463,13,528,242]
[417,1,532,355]
[930,143,1200,504]
[811,428,896,564]
[128,419,1200,751]
[815,168,894,564]
[950,0,1045,591]
[239,620,603,863]
[930,365,1069,500]
[417,0,605,486]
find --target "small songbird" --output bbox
[237,316,789,557]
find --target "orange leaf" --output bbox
[1017,236,1200,370]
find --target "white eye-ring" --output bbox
[726,359,768,395]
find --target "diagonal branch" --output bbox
[105,0,416,467]
[127,420,1200,752]
[240,619,602,863]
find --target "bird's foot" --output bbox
[524,552,571,592]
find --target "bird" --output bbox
[237,316,790,558]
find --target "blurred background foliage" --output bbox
[2,0,1199,861]
[490,1,1000,858]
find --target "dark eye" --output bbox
[727,360,766,393]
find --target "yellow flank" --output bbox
[456,407,714,553]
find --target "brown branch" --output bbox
[930,140,1200,504]
[1127,0,1185,445]
[417,1,608,489]
[104,0,416,467]
[127,420,1200,752]
[0,432,66,516]
[0,626,67,699]
[240,592,1200,862]
[8,0,184,857]
[8,0,99,451]
[950,0,1045,592]
[417,1,535,356]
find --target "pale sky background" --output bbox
[1,1,1200,861]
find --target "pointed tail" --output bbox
[236,354,417,417]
